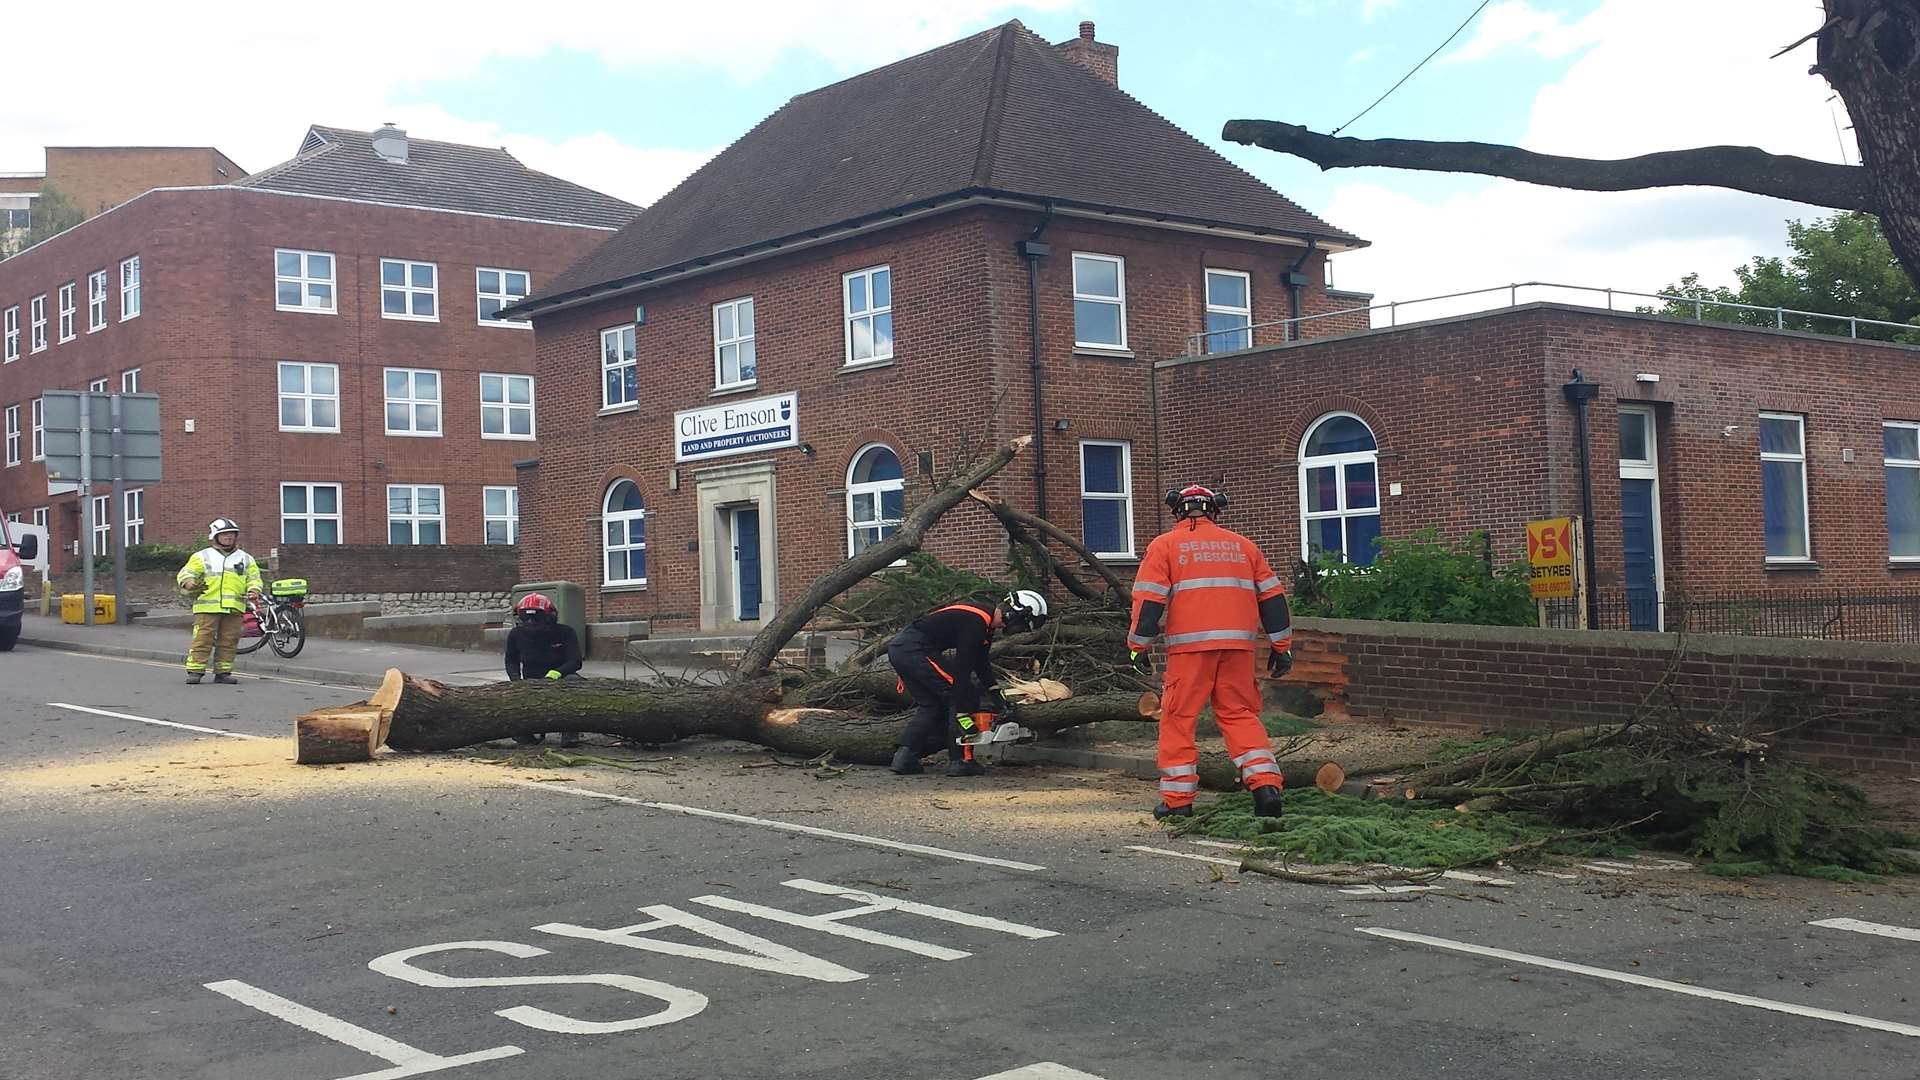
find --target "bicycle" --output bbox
[236,577,309,659]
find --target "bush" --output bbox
[1291,529,1535,626]
[65,542,197,577]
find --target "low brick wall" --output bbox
[1290,617,1920,773]
[270,545,518,615]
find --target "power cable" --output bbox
[1331,0,1494,136]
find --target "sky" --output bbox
[1,0,1856,318]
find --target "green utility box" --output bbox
[509,581,587,649]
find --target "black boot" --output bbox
[185,672,203,684]
[558,733,582,748]
[1153,803,1193,820]
[945,751,986,777]
[513,733,545,746]
[213,673,239,685]
[1252,786,1285,820]
[889,746,923,775]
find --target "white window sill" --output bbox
[479,319,532,330]
[1093,553,1140,565]
[599,403,640,417]
[276,306,337,315]
[88,326,104,335]
[382,314,441,324]
[279,428,341,435]
[120,313,140,322]
[384,430,445,439]
[839,358,897,375]
[482,434,538,442]
[59,336,76,345]
[601,582,649,593]
[711,382,760,398]
[1763,559,1821,571]
[1074,346,1135,360]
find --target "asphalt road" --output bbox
[4,642,1920,1080]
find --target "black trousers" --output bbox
[888,639,963,762]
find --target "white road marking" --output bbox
[1184,842,1512,886]
[975,1065,1110,1080]
[48,702,265,740]
[689,894,972,960]
[1125,845,1242,868]
[536,906,868,983]
[1577,863,1637,875]
[368,940,708,1035]
[1188,839,1253,851]
[1532,870,1580,880]
[1359,927,1920,1038]
[203,979,522,1079]
[1339,885,1441,895]
[784,879,1060,939]
[1811,917,1920,943]
[501,779,1044,871]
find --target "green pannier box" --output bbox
[269,578,309,598]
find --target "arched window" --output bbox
[603,480,647,585]
[1299,413,1380,566]
[846,444,905,555]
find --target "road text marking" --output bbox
[204,979,522,1079]
[1811,917,1920,943]
[1359,927,1920,1037]
[49,702,264,740]
[975,1065,1109,1080]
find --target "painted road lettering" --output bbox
[688,878,1059,961]
[367,940,709,1035]
[535,904,867,983]
[202,979,523,1080]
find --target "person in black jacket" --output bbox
[505,593,584,748]
[888,589,1049,777]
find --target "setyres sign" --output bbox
[1525,517,1576,600]
[674,393,799,463]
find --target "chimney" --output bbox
[370,123,409,164]
[1052,20,1119,87]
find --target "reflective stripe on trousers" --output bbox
[1233,747,1280,781]
[1163,629,1264,647]
[1159,764,1199,795]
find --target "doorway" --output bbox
[693,459,778,632]
[730,506,762,622]
[1617,406,1664,631]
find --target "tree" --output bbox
[1649,212,1920,343]
[4,183,84,258]
[1224,0,1920,290]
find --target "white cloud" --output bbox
[1438,1,1603,66]
[1348,46,1381,64]
[1363,0,1400,21]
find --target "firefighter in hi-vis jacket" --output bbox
[1127,484,1294,820]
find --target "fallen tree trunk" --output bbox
[296,706,386,764]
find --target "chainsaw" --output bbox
[956,713,1036,747]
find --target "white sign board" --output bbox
[674,392,799,463]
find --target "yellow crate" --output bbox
[60,594,116,624]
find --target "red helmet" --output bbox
[515,593,557,616]
[1164,484,1228,519]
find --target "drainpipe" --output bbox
[1562,369,1601,629]
[1283,238,1318,342]
[1019,205,1056,519]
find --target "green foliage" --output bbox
[13,183,86,256]
[1429,732,1525,763]
[65,542,196,576]
[1647,213,1920,344]
[839,552,1004,632]
[1262,712,1321,738]
[1291,529,1535,626]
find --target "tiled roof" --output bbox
[527,21,1361,311]
[233,126,638,230]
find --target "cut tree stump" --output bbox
[296,706,386,764]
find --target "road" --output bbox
[4,643,1920,1080]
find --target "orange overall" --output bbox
[1129,518,1293,808]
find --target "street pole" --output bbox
[79,398,95,626]
[110,393,128,625]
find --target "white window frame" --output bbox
[480,373,535,441]
[57,283,76,343]
[274,248,335,314]
[383,367,442,437]
[124,488,145,546]
[1887,420,1920,563]
[88,270,108,332]
[32,507,48,532]
[379,258,439,322]
[1298,411,1382,564]
[1078,440,1136,560]
[3,306,16,362]
[476,267,531,327]
[600,324,638,411]
[279,362,340,434]
[281,482,344,544]
[483,486,519,545]
[842,265,894,367]
[30,294,47,352]
[712,297,756,390]
[1203,268,1252,353]
[845,443,906,557]
[120,256,141,320]
[91,494,110,557]
[87,378,108,394]
[1617,405,1666,629]
[1071,252,1128,350]
[386,484,445,545]
[1759,411,1812,563]
[121,368,141,393]
[4,405,18,467]
[30,398,43,461]
[602,480,648,587]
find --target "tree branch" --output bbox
[1220,121,1879,213]
[968,490,1130,601]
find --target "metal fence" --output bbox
[1541,589,1920,644]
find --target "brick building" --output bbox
[506,21,1370,633]
[0,146,249,257]
[0,124,634,561]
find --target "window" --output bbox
[1079,441,1135,558]
[1887,422,1920,561]
[88,270,108,331]
[603,480,647,585]
[480,373,534,440]
[281,483,342,544]
[601,325,638,410]
[57,283,75,342]
[384,368,441,436]
[4,405,17,467]
[91,495,110,557]
[843,266,893,366]
[279,362,339,432]
[713,297,756,389]
[1299,413,1381,566]
[88,378,108,394]
[30,398,42,460]
[1204,269,1251,353]
[1072,253,1126,349]
[846,444,904,555]
[477,268,531,326]
[1760,412,1810,562]
[121,368,141,393]
[380,259,438,321]
[33,507,47,532]
[484,486,519,545]
[387,485,445,545]
[124,489,144,546]
[4,306,15,362]
[120,255,141,320]
[275,249,335,313]
[30,295,47,352]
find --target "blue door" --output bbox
[1620,479,1659,630]
[734,507,762,621]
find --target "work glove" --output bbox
[1268,649,1293,678]
[1129,650,1153,677]
[545,669,563,681]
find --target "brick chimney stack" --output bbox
[1052,20,1119,87]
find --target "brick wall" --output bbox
[271,543,517,612]
[1289,617,1920,773]
[46,147,246,216]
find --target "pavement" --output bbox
[5,643,1920,1080]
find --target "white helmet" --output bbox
[207,517,241,541]
[1002,588,1050,630]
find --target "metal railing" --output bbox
[1184,280,1920,356]
[1540,588,1920,644]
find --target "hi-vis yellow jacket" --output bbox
[177,546,264,614]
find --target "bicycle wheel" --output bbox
[268,606,306,658]
[234,609,269,655]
